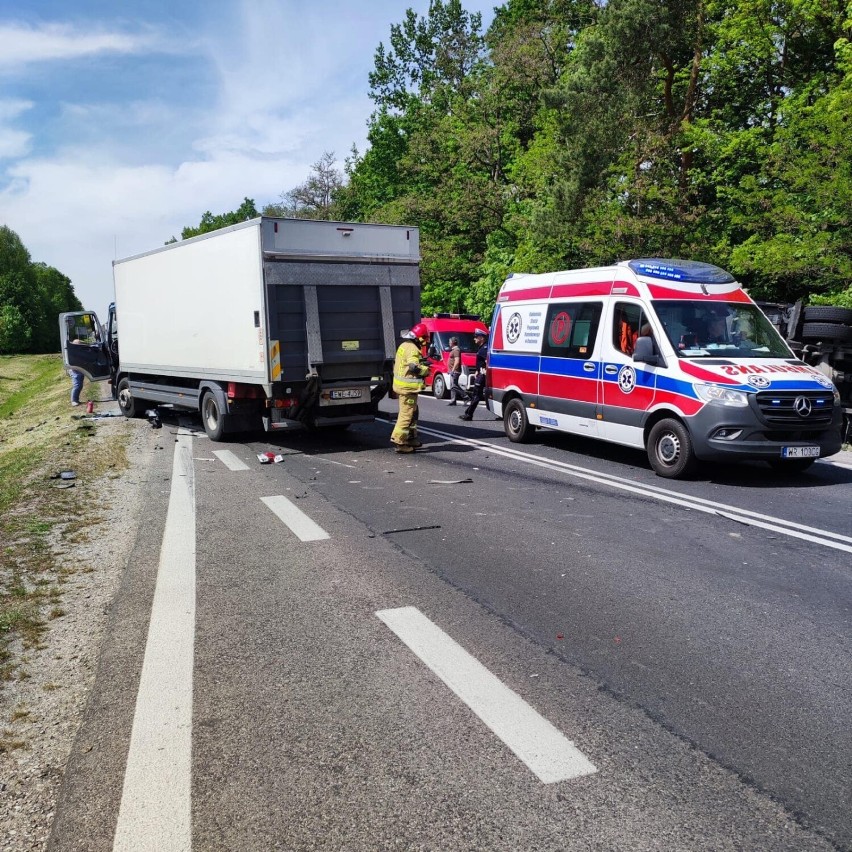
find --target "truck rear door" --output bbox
[59,312,112,382]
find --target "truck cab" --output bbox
[420,314,489,399]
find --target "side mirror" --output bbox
[633,335,661,366]
[428,345,439,360]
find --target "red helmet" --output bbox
[410,322,430,342]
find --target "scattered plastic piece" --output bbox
[49,470,77,480]
[146,409,162,428]
[428,478,473,484]
[257,452,285,464]
[382,524,441,535]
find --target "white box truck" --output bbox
[60,217,421,440]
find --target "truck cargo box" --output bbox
[61,217,421,439]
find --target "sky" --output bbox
[0,0,496,314]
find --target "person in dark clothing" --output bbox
[459,330,488,421]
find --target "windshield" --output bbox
[434,331,485,353]
[652,300,794,359]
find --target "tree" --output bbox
[264,152,345,220]
[0,226,38,353]
[0,303,31,354]
[0,226,83,353]
[178,198,259,240]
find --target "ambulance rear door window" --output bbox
[542,302,602,360]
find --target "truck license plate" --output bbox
[330,389,363,400]
[781,446,819,459]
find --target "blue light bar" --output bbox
[627,258,736,285]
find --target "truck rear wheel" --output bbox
[802,306,852,325]
[201,392,227,441]
[801,322,852,343]
[647,418,697,478]
[504,398,534,443]
[117,378,145,419]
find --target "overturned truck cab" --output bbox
[60,217,421,440]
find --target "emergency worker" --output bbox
[390,322,431,453]
[459,330,488,421]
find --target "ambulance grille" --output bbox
[755,390,835,426]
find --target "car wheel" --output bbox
[647,418,697,478]
[201,392,227,441]
[504,398,534,443]
[432,373,448,399]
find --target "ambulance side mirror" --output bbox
[633,335,662,366]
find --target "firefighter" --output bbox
[390,322,431,453]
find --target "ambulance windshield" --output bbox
[652,301,793,359]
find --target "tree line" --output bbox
[7,0,847,354]
[188,0,852,319]
[0,226,82,354]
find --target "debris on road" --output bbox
[428,478,473,484]
[257,452,285,464]
[382,524,442,535]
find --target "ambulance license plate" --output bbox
[330,389,363,400]
[781,446,819,459]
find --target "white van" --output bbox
[487,258,843,477]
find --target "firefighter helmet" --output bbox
[410,322,430,343]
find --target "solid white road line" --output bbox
[113,432,196,851]
[403,422,852,554]
[261,495,330,541]
[376,606,597,784]
[212,449,250,471]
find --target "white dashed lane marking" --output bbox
[212,449,250,471]
[376,606,597,784]
[261,495,330,541]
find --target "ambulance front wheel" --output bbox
[647,418,696,478]
[504,398,534,443]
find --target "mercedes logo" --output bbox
[794,396,812,417]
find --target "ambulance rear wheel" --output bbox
[647,418,696,478]
[504,398,534,443]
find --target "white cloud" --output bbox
[0,1,495,315]
[0,98,33,159]
[0,22,157,69]
[0,128,31,159]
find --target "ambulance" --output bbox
[487,258,843,478]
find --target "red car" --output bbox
[420,314,489,398]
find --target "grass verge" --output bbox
[0,354,130,688]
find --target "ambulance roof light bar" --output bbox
[626,258,736,285]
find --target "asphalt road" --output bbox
[50,395,852,851]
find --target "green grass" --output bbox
[0,354,129,683]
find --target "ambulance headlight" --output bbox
[694,384,749,407]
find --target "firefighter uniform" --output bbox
[391,338,429,452]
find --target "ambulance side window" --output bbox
[542,302,602,360]
[613,302,644,356]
